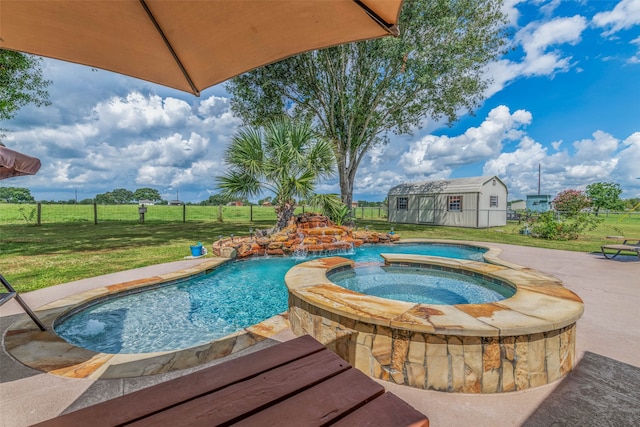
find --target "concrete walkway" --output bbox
[381,244,640,426]
[1,244,639,426]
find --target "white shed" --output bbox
[388,176,508,228]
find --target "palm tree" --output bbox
[217,118,335,230]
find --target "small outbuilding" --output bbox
[388,176,508,228]
[526,194,552,212]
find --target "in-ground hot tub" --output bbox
[285,253,584,393]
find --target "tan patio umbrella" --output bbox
[0,0,402,96]
[0,144,41,180]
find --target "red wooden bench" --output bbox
[33,335,429,426]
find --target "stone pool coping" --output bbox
[284,248,584,338]
[3,258,290,379]
[3,239,582,381]
[285,243,585,393]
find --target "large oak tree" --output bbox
[226,0,508,208]
[0,50,50,132]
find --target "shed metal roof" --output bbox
[388,176,505,195]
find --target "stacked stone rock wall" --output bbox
[212,213,399,258]
[288,294,576,393]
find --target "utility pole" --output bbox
[538,164,541,195]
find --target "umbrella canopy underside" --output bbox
[0,0,402,95]
[0,146,42,180]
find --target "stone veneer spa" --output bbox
[285,253,584,393]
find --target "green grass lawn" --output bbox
[1,213,638,292]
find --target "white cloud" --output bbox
[135,159,221,190]
[485,136,547,174]
[93,93,192,133]
[399,106,532,175]
[564,161,618,180]
[121,132,210,167]
[572,130,619,161]
[628,35,640,63]
[373,106,640,200]
[5,89,242,201]
[367,144,386,166]
[616,132,640,183]
[484,15,587,97]
[518,16,587,56]
[592,0,640,64]
[198,96,230,117]
[593,0,640,36]
[481,129,636,198]
[502,0,525,25]
[538,0,563,17]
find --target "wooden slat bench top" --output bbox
[33,335,429,427]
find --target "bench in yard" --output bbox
[601,238,640,259]
[33,335,429,427]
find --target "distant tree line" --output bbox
[2,182,637,210]
[94,188,163,204]
[0,186,391,207]
[0,187,36,203]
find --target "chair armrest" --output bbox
[622,239,640,246]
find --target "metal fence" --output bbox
[0,203,388,225]
[509,209,640,223]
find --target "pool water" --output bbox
[55,243,486,354]
[329,266,513,305]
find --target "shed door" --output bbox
[418,196,435,223]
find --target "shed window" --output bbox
[447,195,462,211]
[490,196,499,207]
[396,197,408,210]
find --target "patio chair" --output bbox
[600,238,640,259]
[0,273,47,330]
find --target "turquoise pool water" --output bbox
[55,243,486,354]
[329,266,514,305]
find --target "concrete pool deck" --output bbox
[1,244,639,426]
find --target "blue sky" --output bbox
[2,0,639,203]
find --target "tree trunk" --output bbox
[274,200,296,231]
[338,168,353,213]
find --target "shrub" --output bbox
[528,211,602,240]
[552,189,590,217]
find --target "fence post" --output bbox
[182,204,186,223]
[93,203,97,225]
[37,203,41,226]
[250,205,253,221]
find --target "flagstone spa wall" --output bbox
[289,299,576,393]
[285,254,583,393]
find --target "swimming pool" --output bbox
[54,243,486,354]
[328,265,514,305]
